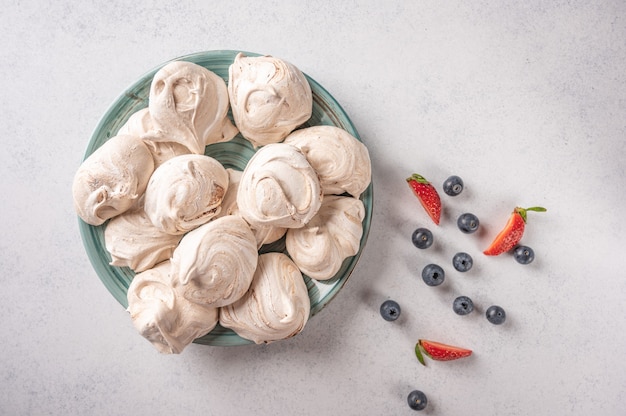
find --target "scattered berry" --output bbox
[407,390,428,411]
[421,264,445,286]
[457,212,480,234]
[443,175,464,196]
[406,174,442,225]
[415,339,472,365]
[513,245,535,264]
[411,228,433,249]
[486,305,506,325]
[452,252,473,272]
[380,300,401,321]
[453,296,474,315]
[484,206,546,255]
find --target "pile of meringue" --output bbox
[72,53,371,353]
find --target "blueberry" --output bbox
[452,252,473,272]
[380,300,401,321]
[422,264,445,286]
[513,245,535,264]
[443,175,464,196]
[486,305,506,325]
[407,390,428,411]
[453,296,474,315]
[412,228,433,249]
[457,212,480,234]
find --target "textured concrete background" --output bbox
[2,1,625,414]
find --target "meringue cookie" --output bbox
[214,168,287,248]
[104,203,182,272]
[286,195,365,280]
[228,53,312,147]
[117,107,190,168]
[237,143,322,229]
[149,60,238,154]
[284,125,372,198]
[170,215,258,308]
[72,134,154,226]
[127,261,219,354]
[220,252,310,344]
[144,154,229,235]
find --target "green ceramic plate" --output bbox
[78,50,373,346]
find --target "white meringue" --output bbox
[220,252,310,344]
[284,125,372,198]
[170,216,258,308]
[286,195,365,280]
[72,134,154,226]
[127,261,219,354]
[214,168,287,248]
[104,203,182,272]
[144,154,229,235]
[117,107,190,168]
[149,60,238,154]
[237,143,322,229]
[228,53,312,147]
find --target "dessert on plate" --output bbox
[75,51,373,350]
[284,125,372,198]
[236,142,323,229]
[170,215,258,308]
[286,195,365,280]
[149,60,238,154]
[127,261,219,354]
[143,154,229,235]
[228,53,312,147]
[219,252,310,344]
[72,134,154,226]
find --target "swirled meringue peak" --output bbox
[170,215,258,308]
[127,261,219,354]
[237,143,322,229]
[214,168,287,248]
[72,134,154,226]
[144,154,229,235]
[286,195,365,280]
[284,125,372,198]
[118,107,190,168]
[220,252,310,344]
[228,53,312,147]
[104,204,182,272]
[149,60,238,154]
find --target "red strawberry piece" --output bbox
[415,339,472,365]
[483,206,546,256]
[406,174,441,225]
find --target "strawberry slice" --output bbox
[415,339,472,366]
[406,174,441,225]
[483,206,546,256]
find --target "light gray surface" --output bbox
[2,1,625,415]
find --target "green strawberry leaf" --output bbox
[415,342,426,366]
[526,206,547,213]
[407,173,429,184]
[516,206,547,222]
